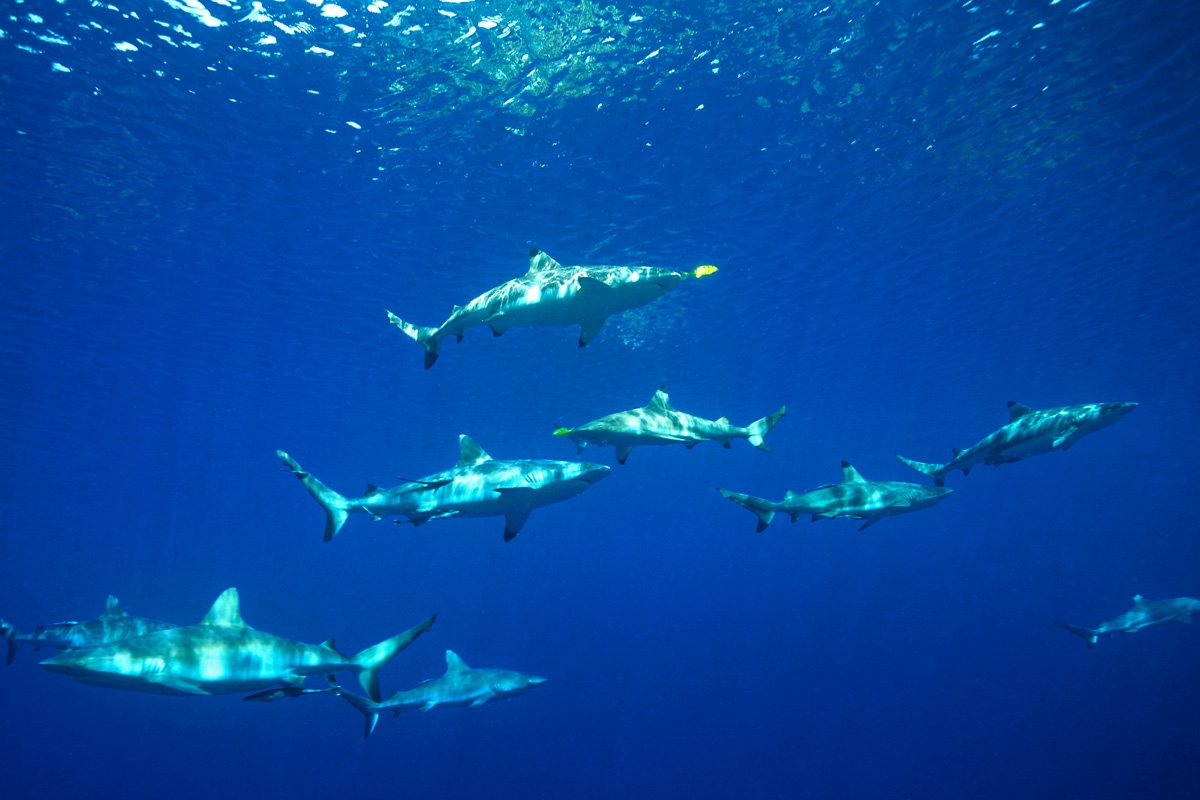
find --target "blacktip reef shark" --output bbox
[554,387,786,465]
[386,248,718,368]
[248,649,548,739]
[897,400,1137,487]
[2,595,177,666]
[277,435,610,542]
[1055,595,1200,648]
[40,587,435,700]
[720,461,953,532]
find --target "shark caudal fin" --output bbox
[1053,620,1100,648]
[895,454,948,487]
[333,687,385,739]
[385,311,442,370]
[276,450,354,542]
[746,405,787,452]
[351,614,437,702]
[719,489,777,532]
[1,620,16,666]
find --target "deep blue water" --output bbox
[3,1,1200,798]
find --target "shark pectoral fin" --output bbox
[684,440,699,450]
[858,518,881,531]
[489,318,508,337]
[420,701,438,712]
[405,510,459,527]
[469,696,490,707]
[1052,427,1080,449]
[616,445,634,464]
[502,508,533,541]
[578,317,607,347]
[147,675,210,695]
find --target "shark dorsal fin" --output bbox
[200,587,248,628]
[1007,401,1033,421]
[840,461,866,483]
[445,649,470,673]
[103,595,126,617]
[365,483,380,494]
[716,416,730,425]
[527,249,563,273]
[1133,594,1147,606]
[457,435,493,467]
[647,387,673,412]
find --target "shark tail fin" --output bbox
[351,614,437,702]
[1053,620,1100,648]
[1,620,16,666]
[276,450,354,542]
[895,454,948,487]
[746,406,786,452]
[385,311,442,370]
[719,489,776,532]
[333,687,384,739]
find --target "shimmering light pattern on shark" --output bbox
[897,400,1137,486]
[278,434,609,542]
[721,461,953,532]
[1054,595,1200,648]
[386,250,716,368]
[556,387,784,464]
[40,588,435,700]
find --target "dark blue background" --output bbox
[3,1,1199,798]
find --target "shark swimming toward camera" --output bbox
[39,587,435,700]
[896,400,1137,486]
[248,650,548,738]
[553,387,786,464]
[719,461,954,532]
[386,249,718,368]
[278,435,610,542]
[2,595,177,666]
[1054,594,1200,648]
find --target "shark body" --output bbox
[897,400,1137,486]
[250,650,547,738]
[1055,595,1200,648]
[40,588,435,699]
[554,387,785,465]
[278,435,609,542]
[386,249,717,368]
[720,461,953,532]
[2,595,177,666]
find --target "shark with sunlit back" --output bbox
[1055,594,1200,648]
[720,461,953,532]
[278,435,609,542]
[249,650,548,738]
[40,587,435,700]
[897,400,1137,487]
[386,249,718,368]
[554,387,786,465]
[2,595,177,666]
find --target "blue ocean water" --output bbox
[2,0,1199,797]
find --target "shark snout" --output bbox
[1104,401,1138,418]
[580,464,611,484]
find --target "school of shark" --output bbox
[5,247,1182,737]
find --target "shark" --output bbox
[896,400,1137,486]
[2,595,177,666]
[39,587,435,700]
[386,249,718,368]
[277,435,610,542]
[553,387,786,464]
[248,650,547,738]
[1054,594,1200,648]
[719,461,954,532]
